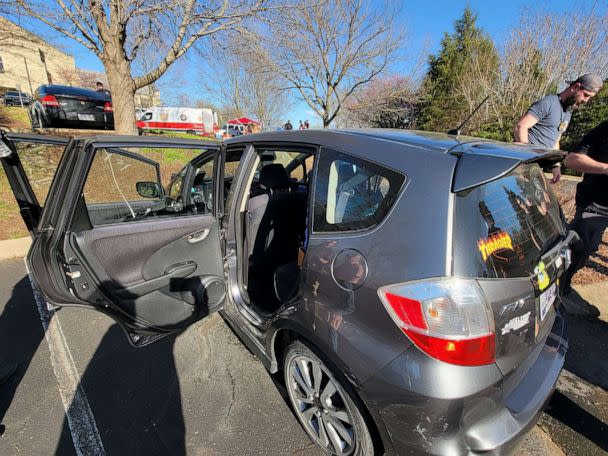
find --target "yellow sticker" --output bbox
[477,231,514,261]
[534,261,550,291]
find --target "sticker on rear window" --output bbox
[477,231,514,261]
[534,261,550,291]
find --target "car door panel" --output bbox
[66,213,224,331]
[4,134,226,345]
[86,200,161,226]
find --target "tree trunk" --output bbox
[105,59,138,135]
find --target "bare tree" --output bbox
[340,75,420,128]
[9,0,268,134]
[472,6,608,137]
[56,67,105,88]
[200,33,291,129]
[261,0,403,128]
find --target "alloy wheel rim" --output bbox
[287,355,355,456]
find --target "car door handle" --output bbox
[117,262,197,298]
[184,228,210,244]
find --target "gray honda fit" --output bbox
[1,129,571,455]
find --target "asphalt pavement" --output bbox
[0,258,605,456]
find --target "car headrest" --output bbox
[336,162,356,189]
[260,164,290,190]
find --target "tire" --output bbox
[283,341,374,456]
[186,130,196,136]
[36,111,46,128]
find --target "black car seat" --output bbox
[246,164,307,311]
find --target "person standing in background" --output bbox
[561,119,608,316]
[513,74,603,184]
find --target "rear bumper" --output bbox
[359,312,567,455]
[44,108,114,128]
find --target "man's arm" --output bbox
[564,153,608,175]
[513,113,539,143]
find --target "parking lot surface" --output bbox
[0,258,605,455]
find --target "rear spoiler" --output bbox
[450,142,565,193]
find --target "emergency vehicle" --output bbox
[136,107,218,136]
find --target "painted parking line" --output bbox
[26,260,106,456]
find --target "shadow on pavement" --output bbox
[545,391,608,452]
[53,283,187,456]
[0,277,70,446]
[564,315,608,391]
[53,325,185,455]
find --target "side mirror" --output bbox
[136,181,161,199]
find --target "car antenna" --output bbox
[447,95,490,137]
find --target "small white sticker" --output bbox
[555,256,563,269]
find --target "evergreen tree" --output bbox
[419,7,499,133]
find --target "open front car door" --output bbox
[1,133,226,346]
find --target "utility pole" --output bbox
[22,56,33,95]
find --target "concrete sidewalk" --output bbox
[0,237,31,261]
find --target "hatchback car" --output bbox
[3,90,32,106]
[0,129,572,455]
[29,85,114,130]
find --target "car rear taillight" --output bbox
[378,278,495,366]
[104,101,113,112]
[41,95,59,107]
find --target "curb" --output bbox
[0,236,32,261]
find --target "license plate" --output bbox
[78,114,95,121]
[540,283,557,321]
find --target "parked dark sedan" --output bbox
[29,85,114,129]
[3,90,32,106]
[1,129,573,455]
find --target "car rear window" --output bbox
[45,86,105,99]
[453,163,565,278]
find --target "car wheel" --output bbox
[29,110,39,128]
[283,341,374,456]
[35,111,46,128]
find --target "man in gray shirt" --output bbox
[513,74,603,183]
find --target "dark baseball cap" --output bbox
[566,74,604,93]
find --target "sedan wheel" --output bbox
[284,341,374,456]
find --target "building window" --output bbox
[0,56,4,73]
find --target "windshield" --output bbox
[453,163,566,278]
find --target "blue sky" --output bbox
[11,0,605,127]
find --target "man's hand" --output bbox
[550,165,561,184]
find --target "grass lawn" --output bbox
[0,106,31,130]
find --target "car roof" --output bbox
[226,128,460,153]
[68,129,561,165]
[226,128,558,160]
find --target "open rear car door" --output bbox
[1,133,226,346]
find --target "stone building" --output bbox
[0,16,76,95]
